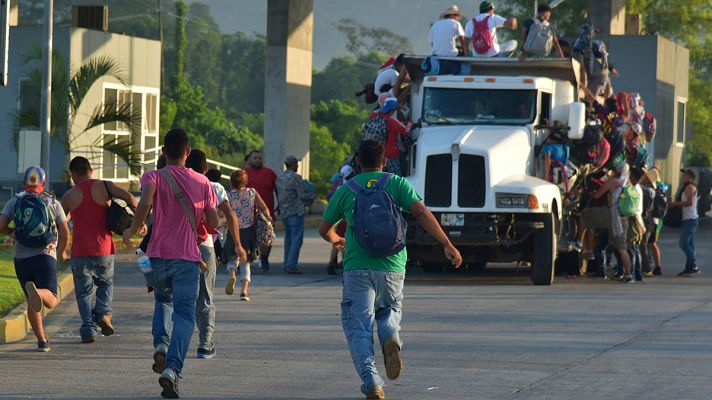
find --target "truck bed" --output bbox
[404,55,581,88]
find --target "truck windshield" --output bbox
[422,88,537,125]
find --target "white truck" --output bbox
[402,57,586,285]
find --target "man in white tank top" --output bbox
[672,169,699,276]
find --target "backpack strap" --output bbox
[159,168,200,241]
[376,173,394,190]
[346,178,364,195]
[103,180,112,200]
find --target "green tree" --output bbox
[311,100,369,151]
[312,52,385,105]
[626,0,712,166]
[310,122,351,195]
[336,19,413,56]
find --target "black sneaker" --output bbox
[677,268,696,277]
[623,275,635,284]
[159,368,180,399]
[81,336,96,344]
[152,351,166,374]
[689,267,701,275]
[653,266,662,276]
[37,340,50,352]
[196,347,216,359]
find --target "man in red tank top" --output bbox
[61,157,138,343]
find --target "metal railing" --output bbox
[207,158,241,180]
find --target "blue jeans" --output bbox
[679,218,698,270]
[147,258,200,374]
[341,270,405,394]
[283,215,304,270]
[629,245,642,281]
[71,255,114,338]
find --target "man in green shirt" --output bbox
[320,140,462,400]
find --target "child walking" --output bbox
[225,169,270,301]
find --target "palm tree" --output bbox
[14,45,143,177]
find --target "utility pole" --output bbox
[158,0,164,90]
[39,0,53,185]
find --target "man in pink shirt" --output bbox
[244,150,277,272]
[124,129,218,399]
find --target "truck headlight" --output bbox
[496,193,539,209]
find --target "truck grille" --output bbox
[424,154,452,207]
[458,154,486,208]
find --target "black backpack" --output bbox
[104,181,134,235]
[651,185,669,219]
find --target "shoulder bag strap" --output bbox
[159,168,199,240]
[103,180,112,200]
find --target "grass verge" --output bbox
[0,248,24,317]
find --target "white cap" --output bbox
[340,165,354,179]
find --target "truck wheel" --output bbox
[531,212,556,285]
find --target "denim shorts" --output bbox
[14,254,58,295]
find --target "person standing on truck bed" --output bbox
[429,5,467,57]
[519,4,564,61]
[319,140,462,400]
[373,54,410,104]
[464,1,518,58]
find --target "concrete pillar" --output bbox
[263,0,313,178]
[588,0,626,45]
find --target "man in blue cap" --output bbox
[0,166,70,352]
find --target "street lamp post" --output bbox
[39,0,53,186]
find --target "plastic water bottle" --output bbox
[136,249,152,273]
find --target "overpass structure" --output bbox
[264,0,313,177]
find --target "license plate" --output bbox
[440,213,465,227]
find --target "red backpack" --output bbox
[472,15,494,54]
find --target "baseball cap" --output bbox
[480,1,494,13]
[681,168,696,181]
[284,155,299,165]
[340,165,354,179]
[379,98,398,113]
[23,165,46,187]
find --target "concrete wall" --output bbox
[609,35,689,193]
[68,28,161,186]
[264,0,313,178]
[0,26,160,200]
[0,26,72,198]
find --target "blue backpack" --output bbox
[346,173,406,257]
[12,194,54,248]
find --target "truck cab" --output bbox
[402,57,586,285]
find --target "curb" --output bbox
[0,237,137,345]
[0,270,74,344]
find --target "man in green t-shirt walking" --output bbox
[320,140,462,400]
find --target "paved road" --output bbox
[1,221,712,399]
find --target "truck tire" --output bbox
[531,212,556,285]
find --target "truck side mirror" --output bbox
[568,102,586,140]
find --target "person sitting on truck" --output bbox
[374,54,411,104]
[577,162,634,283]
[429,5,467,57]
[519,4,564,61]
[464,1,518,58]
